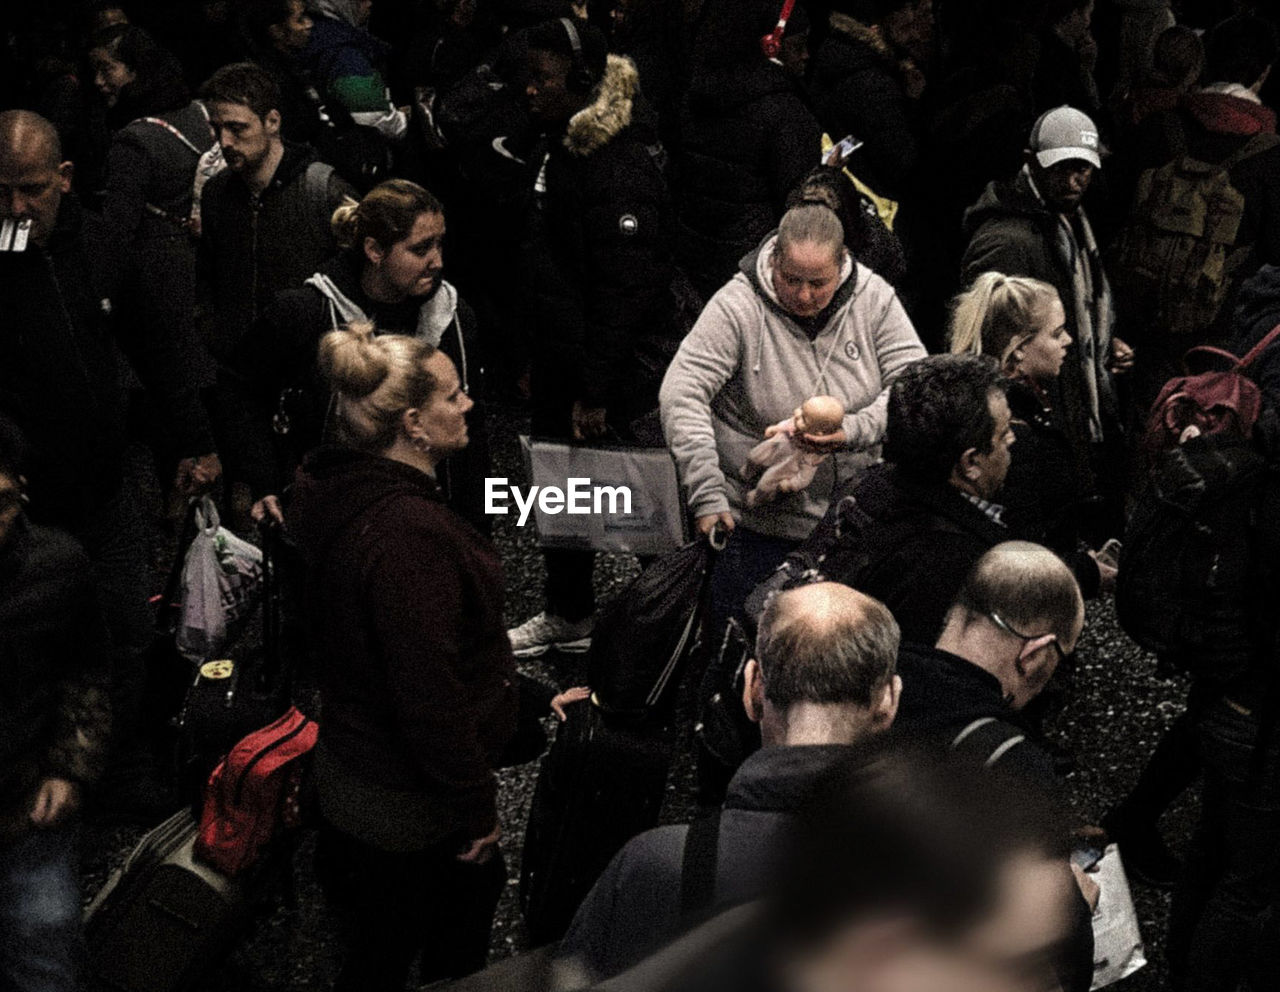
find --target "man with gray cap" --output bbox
[960,106,1133,536]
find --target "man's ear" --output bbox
[957,446,982,482]
[264,109,283,136]
[869,674,901,733]
[742,659,765,725]
[57,161,73,195]
[1015,635,1058,690]
[363,235,386,266]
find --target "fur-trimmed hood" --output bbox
[564,54,638,157]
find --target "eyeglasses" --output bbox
[987,611,1071,668]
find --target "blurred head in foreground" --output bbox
[670,744,1078,992]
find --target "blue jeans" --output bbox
[0,826,81,992]
[1168,695,1280,992]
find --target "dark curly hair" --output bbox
[882,354,1005,485]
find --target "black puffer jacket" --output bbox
[216,251,491,531]
[675,61,821,300]
[526,54,678,434]
[0,519,111,847]
[198,141,354,360]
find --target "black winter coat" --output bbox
[198,141,354,360]
[675,62,821,299]
[102,101,220,393]
[216,251,492,531]
[0,196,211,533]
[893,642,1056,787]
[789,463,1009,646]
[1001,379,1100,598]
[808,15,921,200]
[526,55,678,434]
[559,744,851,983]
[0,519,111,846]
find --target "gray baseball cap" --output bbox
[1029,106,1102,169]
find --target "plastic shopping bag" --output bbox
[519,436,687,555]
[175,497,264,663]
[1090,844,1147,989]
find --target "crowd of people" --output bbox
[3,1,1280,991]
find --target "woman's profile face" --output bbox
[419,351,473,455]
[372,210,446,299]
[772,240,843,319]
[1013,296,1071,383]
[89,47,135,106]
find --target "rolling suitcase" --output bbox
[83,809,246,992]
[519,699,675,945]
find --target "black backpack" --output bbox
[1117,433,1270,680]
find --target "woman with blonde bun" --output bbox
[286,323,513,989]
[949,272,1114,597]
[219,178,488,532]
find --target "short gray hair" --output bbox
[756,582,900,709]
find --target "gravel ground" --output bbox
[81,402,1193,991]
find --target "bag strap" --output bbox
[304,160,336,237]
[1237,323,1280,372]
[134,116,204,156]
[679,808,723,927]
[1220,131,1280,174]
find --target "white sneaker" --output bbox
[507,611,593,657]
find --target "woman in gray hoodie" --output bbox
[660,203,925,634]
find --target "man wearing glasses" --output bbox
[893,540,1084,787]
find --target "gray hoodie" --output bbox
[659,236,925,540]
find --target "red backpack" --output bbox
[195,706,318,876]
[1143,323,1280,455]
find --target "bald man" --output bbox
[893,541,1085,788]
[557,582,902,984]
[0,110,217,817]
[0,111,71,247]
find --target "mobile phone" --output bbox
[1095,538,1122,570]
[1071,845,1104,872]
[822,135,864,166]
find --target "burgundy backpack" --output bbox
[1143,323,1280,456]
[195,705,318,876]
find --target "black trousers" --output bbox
[318,822,507,991]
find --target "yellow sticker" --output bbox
[200,660,235,680]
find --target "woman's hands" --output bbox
[550,686,591,721]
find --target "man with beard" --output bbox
[198,61,353,362]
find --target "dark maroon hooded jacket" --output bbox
[289,446,517,846]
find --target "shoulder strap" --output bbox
[679,808,723,927]
[134,116,203,156]
[1221,131,1280,173]
[951,716,1028,768]
[1238,323,1280,372]
[304,161,337,238]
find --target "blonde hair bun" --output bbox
[318,321,389,398]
